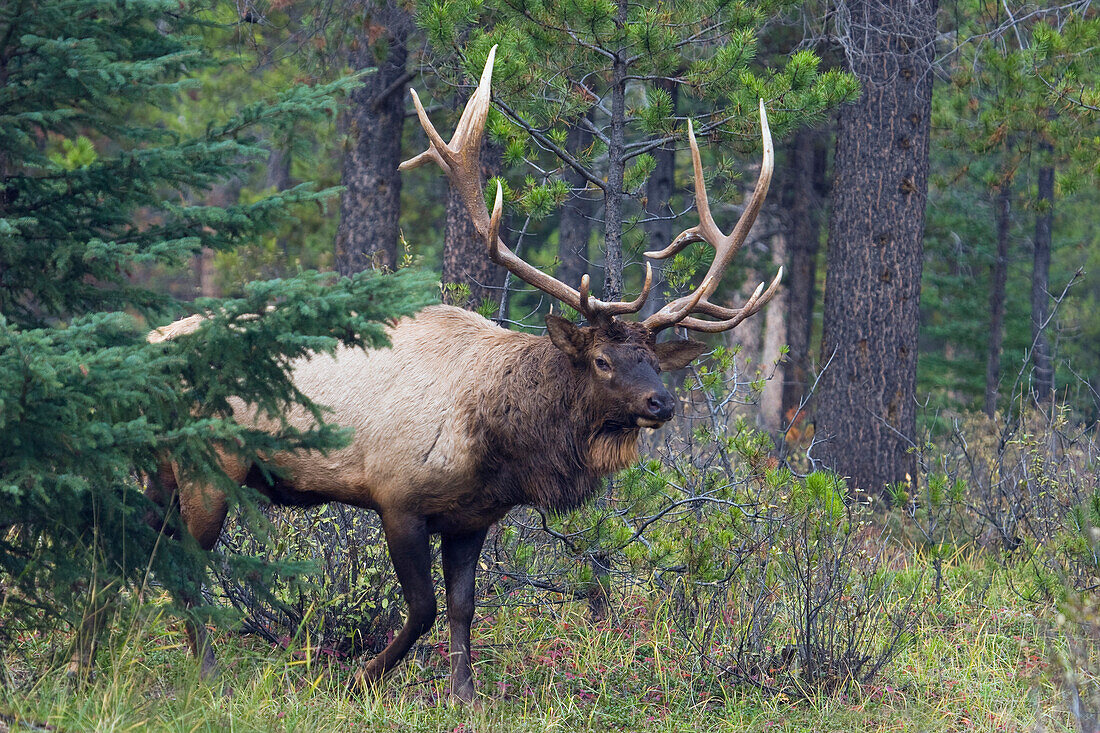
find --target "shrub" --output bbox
[211,503,405,656]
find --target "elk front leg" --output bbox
[180,592,218,680]
[357,512,435,686]
[441,528,489,702]
[178,483,228,680]
[150,465,230,680]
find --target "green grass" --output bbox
[0,558,1090,732]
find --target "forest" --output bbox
[1,0,1099,730]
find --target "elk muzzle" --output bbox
[637,388,675,427]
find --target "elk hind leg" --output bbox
[356,512,435,687]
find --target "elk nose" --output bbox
[646,392,675,422]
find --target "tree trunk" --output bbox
[602,50,627,302]
[590,20,629,617]
[1032,146,1054,403]
[984,176,1011,417]
[727,203,786,432]
[557,122,595,290]
[641,82,678,319]
[443,136,506,312]
[334,5,410,274]
[733,273,765,377]
[815,0,938,495]
[759,228,788,432]
[266,146,292,191]
[781,128,827,422]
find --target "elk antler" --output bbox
[400,46,652,322]
[642,103,783,334]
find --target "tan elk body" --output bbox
[155,305,658,545]
[136,47,781,701]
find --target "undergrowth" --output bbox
[0,556,1091,732]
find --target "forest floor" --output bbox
[0,557,1088,733]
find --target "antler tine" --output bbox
[674,266,785,333]
[643,100,776,334]
[453,48,495,147]
[614,261,654,315]
[701,98,774,297]
[400,46,499,235]
[644,120,711,261]
[579,273,593,313]
[579,262,653,319]
[401,88,452,171]
[487,179,504,258]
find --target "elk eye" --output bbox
[594,357,611,372]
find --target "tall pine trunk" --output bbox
[816,0,938,494]
[759,226,788,432]
[334,5,410,274]
[602,52,627,301]
[443,135,506,311]
[266,144,292,259]
[984,175,1011,417]
[1032,143,1055,403]
[781,128,827,422]
[588,11,631,618]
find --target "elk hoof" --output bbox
[352,665,383,693]
[448,681,477,705]
[65,662,95,686]
[199,654,220,682]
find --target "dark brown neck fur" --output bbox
[469,335,641,512]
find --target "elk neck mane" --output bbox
[466,319,642,513]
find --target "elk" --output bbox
[143,47,780,701]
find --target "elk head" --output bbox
[400,47,782,429]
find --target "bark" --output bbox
[641,83,678,319]
[591,16,630,615]
[602,51,627,301]
[733,274,765,375]
[781,128,827,422]
[984,176,1011,417]
[443,135,506,311]
[265,146,292,191]
[816,0,938,495]
[759,229,789,432]
[334,5,410,274]
[557,122,595,290]
[1032,145,1055,403]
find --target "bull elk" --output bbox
[145,47,780,701]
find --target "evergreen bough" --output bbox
[0,0,433,656]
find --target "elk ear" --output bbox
[546,314,588,362]
[655,339,707,371]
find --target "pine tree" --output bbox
[415,0,858,308]
[0,0,432,653]
[410,0,857,618]
[918,3,1099,416]
[335,1,415,274]
[815,0,938,494]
